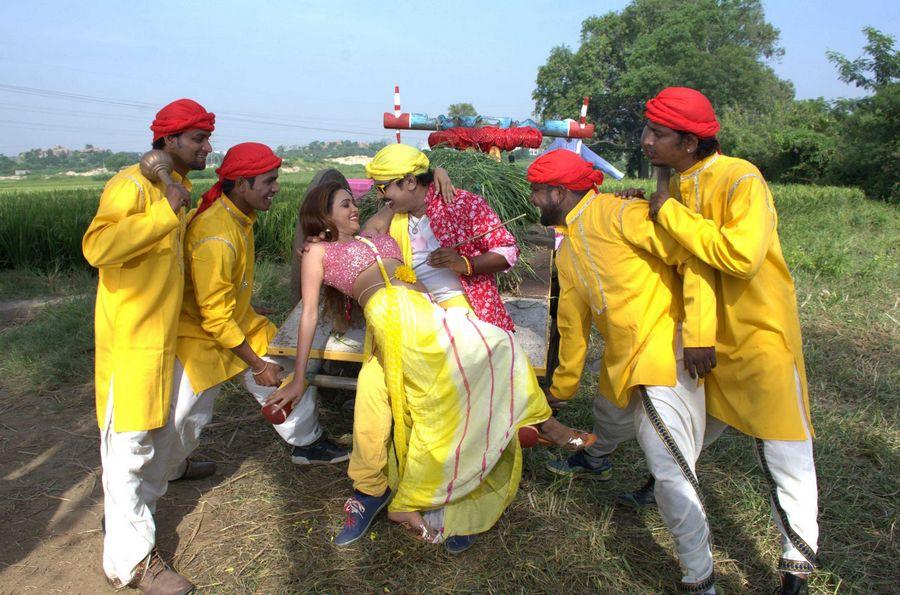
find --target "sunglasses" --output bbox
[374,177,403,195]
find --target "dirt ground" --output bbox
[0,350,359,593]
[0,246,569,593]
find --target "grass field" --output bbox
[0,176,897,592]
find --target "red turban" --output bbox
[150,98,216,142]
[644,87,719,138]
[195,142,283,218]
[527,149,604,192]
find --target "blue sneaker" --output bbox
[444,534,477,554]
[333,489,392,547]
[291,437,350,465]
[545,451,613,480]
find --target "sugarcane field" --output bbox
[0,2,897,594]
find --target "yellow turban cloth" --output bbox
[366,144,430,180]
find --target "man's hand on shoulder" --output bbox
[296,231,329,259]
[614,188,646,199]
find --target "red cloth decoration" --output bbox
[645,87,719,138]
[526,149,604,192]
[150,98,215,142]
[195,142,283,218]
[428,126,542,152]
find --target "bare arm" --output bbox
[265,244,325,410]
[361,205,393,236]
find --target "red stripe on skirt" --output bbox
[467,318,495,480]
[442,316,472,504]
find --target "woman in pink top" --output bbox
[268,182,593,547]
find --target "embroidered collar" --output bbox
[220,195,256,227]
[564,189,598,228]
[679,153,719,178]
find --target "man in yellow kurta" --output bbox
[176,142,348,468]
[82,98,214,593]
[528,148,721,593]
[642,86,819,595]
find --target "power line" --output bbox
[0,84,392,136]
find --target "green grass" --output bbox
[0,181,897,592]
[0,154,541,291]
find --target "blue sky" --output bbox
[0,0,896,155]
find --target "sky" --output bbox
[0,0,896,156]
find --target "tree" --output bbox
[719,99,842,184]
[827,27,899,203]
[447,103,478,118]
[827,27,900,91]
[0,155,15,175]
[533,0,792,176]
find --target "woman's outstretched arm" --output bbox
[265,243,326,410]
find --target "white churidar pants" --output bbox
[704,368,819,571]
[100,356,321,584]
[581,346,714,585]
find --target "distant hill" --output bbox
[0,140,390,177]
[0,145,141,176]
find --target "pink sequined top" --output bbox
[321,234,403,296]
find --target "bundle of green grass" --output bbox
[357,147,541,293]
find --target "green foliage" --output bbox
[447,102,478,118]
[827,27,900,203]
[0,155,16,175]
[827,26,900,91]
[0,296,95,394]
[0,151,547,291]
[832,85,900,203]
[533,0,791,176]
[719,99,842,184]
[276,140,387,160]
[0,188,100,270]
[11,145,139,175]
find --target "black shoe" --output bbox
[171,458,217,481]
[774,572,808,595]
[291,437,350,465]
[444,534,477,554]
[617,476,656,508]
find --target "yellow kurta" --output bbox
[656,153,813,440]
[550,190,716,407]
[83,163,189,432]
[176,196,276,393]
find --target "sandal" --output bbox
[389,511,441,544]
[398,521,441,544]
[537,428,596,451]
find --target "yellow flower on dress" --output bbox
[393,265,417,284]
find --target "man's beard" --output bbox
[539,202,564,227]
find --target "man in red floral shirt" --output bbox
[334,144,518,553]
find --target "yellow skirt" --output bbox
[364,286,551,538]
